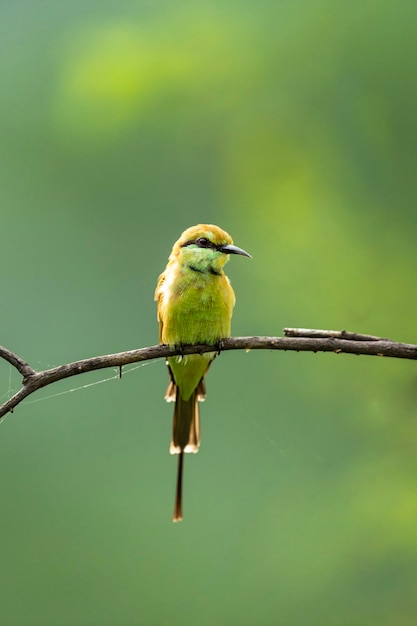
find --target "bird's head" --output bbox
[170,224,251,275]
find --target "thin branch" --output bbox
[283,328,389,341]
[0,346,35,378]
[1,330,417,419]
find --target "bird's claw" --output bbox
[174,344,185,361]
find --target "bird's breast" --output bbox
[159,268,235,346]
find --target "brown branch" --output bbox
[0,346,35,378]
[1,330,417,419]
[283,328,390,341]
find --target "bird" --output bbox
[155,224,251,521]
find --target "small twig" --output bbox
[283,328,389,342]
[0,330,416,419]
[0,346,35,378]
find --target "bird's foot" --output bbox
[216,339,225,356]
[174,343,185,362]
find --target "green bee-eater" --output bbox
[155,224,251,521]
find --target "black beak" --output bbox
[219,244,252,258]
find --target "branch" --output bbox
[0,346,35,378]
[1,329,416,419]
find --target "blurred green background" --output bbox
[1,1,417,625]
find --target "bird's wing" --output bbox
[154,271,165,342]
[164,364,177,401]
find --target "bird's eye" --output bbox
[197,237,211,248]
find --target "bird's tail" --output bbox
[174,452,184,523]
[170,386,202,522]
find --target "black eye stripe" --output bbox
[181,238,219,250]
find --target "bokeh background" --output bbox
[1,2,417,625]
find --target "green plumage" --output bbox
[155,224,251,521]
